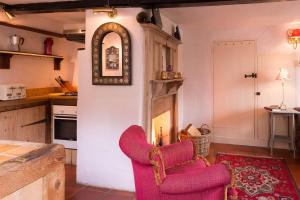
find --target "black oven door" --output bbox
[54,116,77,141]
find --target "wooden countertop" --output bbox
[0,140,65,198]
[0,95,77,112]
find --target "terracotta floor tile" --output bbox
[65,185,85,199]
[67,187,108,200]
[102,193,135,200]
[85,186,111,193]
[108,190,135,197]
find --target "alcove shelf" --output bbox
[0,50,64,70]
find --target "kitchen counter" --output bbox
[0,94,77,112]
[0,140,65,199]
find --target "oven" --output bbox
[52,105,77,149]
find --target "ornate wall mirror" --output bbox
[92,22,131,85]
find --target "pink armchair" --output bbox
[119,125,237,200]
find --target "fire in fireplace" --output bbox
[151,110,171,146]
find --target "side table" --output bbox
[266,108,299,159]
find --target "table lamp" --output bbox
[276,68,290,110]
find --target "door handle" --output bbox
[244,73,257,78]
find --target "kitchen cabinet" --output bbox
[65,149,77,165]
[0,141,65,200]
[0,110,17,140]
[0,105,47,143]
[17,105,47,143]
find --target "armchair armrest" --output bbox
[159,163,231,194]
[160,140,194,169]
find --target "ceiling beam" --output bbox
[5,0,295,14]
[0,21,65,38]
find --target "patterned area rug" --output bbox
[216,153,300,200]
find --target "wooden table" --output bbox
[0,140,65,200]
[266,108,299,159]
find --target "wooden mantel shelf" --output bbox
[152,79,184,83]
[141,23,182,45]
[0,50,64,70]
[151,79,184,99]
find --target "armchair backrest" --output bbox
[119,125,153,165]
[160,140,195,169]
[119,125,161,200]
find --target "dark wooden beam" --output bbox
[0,21,65,38]
[5,0,295,14]
[7,0,131,14]
[132,0,295,8]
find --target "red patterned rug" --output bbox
[216,153,300,200]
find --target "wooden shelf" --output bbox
[0,50,64,70]
[140,23,182,45]
[151,79,184,97]
[152,79,184,83]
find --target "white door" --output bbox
[213,41,257,145]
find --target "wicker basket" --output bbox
[191,132,211,157]
[179,124,211,157]
[192,124,211,157]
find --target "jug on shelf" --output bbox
[10,35,25,52]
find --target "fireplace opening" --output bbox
[151,110,171,146]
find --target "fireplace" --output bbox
[144,80,182,146]
[151,94,176,146]
[152,110,172,145]
[141,23,182,146]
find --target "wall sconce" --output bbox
[93,7,117,18]
[0,5,15,20]
[287,29,300,49]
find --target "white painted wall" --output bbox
[77,8,145,191]
[163,2,300,133]
[0,25,80,88]
[76,8,181,191]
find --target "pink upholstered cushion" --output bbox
[160,163,231,194]
[165,159,207,175]
[160,140,194,169]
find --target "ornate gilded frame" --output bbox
[92,22,131,85]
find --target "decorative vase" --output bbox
[44,38,53,55]
[166,64,173,72]
[151,8,162,28]
[136,11,150,23]
[173,26,181,41]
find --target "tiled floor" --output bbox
[65,143,300,199]
[65,165,135,200]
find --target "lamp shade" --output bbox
[287,29,300,49]
[276,68,290,81]
[288,29,300,37]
